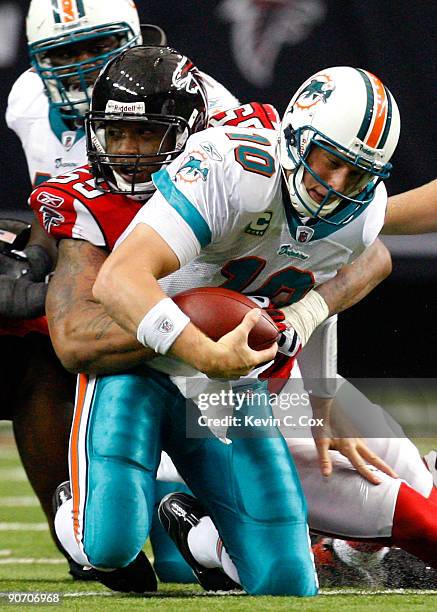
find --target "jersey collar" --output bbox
[48,107,85,146]
[281,178,375,241]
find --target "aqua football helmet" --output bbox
[279,66,401,224]
[26,0,142,120]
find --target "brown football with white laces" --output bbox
[173,287,279,350]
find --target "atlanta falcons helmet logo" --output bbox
[218,0,326,87]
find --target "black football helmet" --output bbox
[86,45,208,196]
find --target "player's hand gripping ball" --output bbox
[173,287,279,349]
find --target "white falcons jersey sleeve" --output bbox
[199,70,240,115]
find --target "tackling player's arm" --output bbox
[290,240,394,484]
[316,238,392,315]
[383,178,437,234]
[93,223,277,379]
[46,238,155,374]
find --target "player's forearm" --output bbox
[383,179,437,234]
[315,239,391,315]
[94,257,267,378]
[46,238,154,373]
[47,294,154,373]
[93,260,217,372]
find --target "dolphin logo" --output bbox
[177,155,210,182]
[295,74,335,109]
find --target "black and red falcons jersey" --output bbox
[30,165,140,250]
[30,102,281,250]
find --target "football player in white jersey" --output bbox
[6,0,238,187]
[13,1,430,591]
[93,65,437,589]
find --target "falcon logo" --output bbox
[173,58,202,94]
[218,0,326,87]
[176,152,210,183]
[295,74,335,110]
[40,206,65,232]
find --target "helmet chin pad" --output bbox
[112,171,156,199]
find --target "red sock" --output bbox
[391,482,437,568]
[345,541,385,553]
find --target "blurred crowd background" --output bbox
[0,0,436,377]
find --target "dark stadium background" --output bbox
[0,0,436,377]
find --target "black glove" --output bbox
[0,246,52,318]
[0,275,47,318]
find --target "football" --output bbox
[173,287,279,350]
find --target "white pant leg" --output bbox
[288,438,401,538]
[334,377,433,497]
[278,375,432,538]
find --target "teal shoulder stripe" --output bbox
[152,169,212,248]
[356,69,374,142]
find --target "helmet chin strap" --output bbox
[283,164,340,219]
[112,171,156,201]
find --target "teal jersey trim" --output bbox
[48,107,84,145]
[282,181,375,241]
[152,169,212,248]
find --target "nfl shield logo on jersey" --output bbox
[61,131,77,151]
[296,226,314,243]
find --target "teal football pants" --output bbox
[70,370,317,596]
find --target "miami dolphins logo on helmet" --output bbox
[295,74,335,110]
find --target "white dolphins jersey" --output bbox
[122,125,386,296]
[119,125,386,384]
[6,69,239,186]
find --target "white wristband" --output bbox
[136,297,190,355]
[282,289,329,348]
